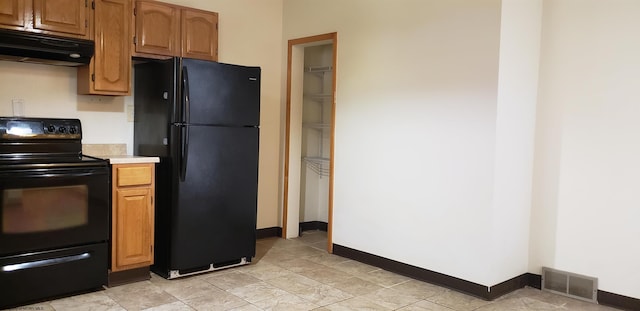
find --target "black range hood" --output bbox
[0,28,94,66]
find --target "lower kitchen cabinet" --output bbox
[110,162,155,285]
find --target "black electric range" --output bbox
[0,117,110,309]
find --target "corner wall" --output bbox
[284,0,502,285]
[489,0,542,285]
[531,0,640,299]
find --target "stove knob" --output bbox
[58,126,67,134]
[69,126,78,134]
[47,125,56,133]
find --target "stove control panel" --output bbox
[0,117,82,140]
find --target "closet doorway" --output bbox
[283,33,337,252]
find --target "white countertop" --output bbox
[90,155,160,164]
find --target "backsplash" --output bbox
[83,144,127,156]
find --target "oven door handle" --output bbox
[1,252,91,272]
[37,172,102,178]
[2,169,107,178]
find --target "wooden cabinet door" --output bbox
[181,8,217,61]
[0,0,27,30]
[134,0,179,56]
[110,163,155,272]
[33,0,89,37]
[114,187,153,271]
[80,0,131,95]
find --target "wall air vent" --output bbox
[542,267,598,303]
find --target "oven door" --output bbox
[0,165,109,256]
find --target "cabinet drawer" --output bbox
[116,166,152,187]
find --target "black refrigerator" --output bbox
[133,57,260,279]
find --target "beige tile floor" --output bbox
[8,231,622,311]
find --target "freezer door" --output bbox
[170,125,258,270]
[182,58,260,126]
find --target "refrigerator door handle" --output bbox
[182,66,191,124]
[179,66,191,181]
[180,125,190,181]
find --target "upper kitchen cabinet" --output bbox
[0,1,27,29]
[133,0,178,57]
[0,0,91,39]
[181,8,218,61]
[77,0,131,95]
[33,0,90,37]
[133,0,218,61]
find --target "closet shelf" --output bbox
[303,156,330,161]
[305,66,333,73]
[303,156,330,177]
[304,93,332,103]
[303,123,331,130]
[302,62,332,177]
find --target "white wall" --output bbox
[489,0,542,285]
[0,61,134,150]
[531,0,640,299]
[284,0,502,285]
[0,0,284,230]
